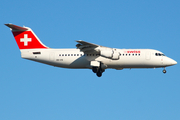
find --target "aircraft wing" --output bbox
[76,40,103,52]
[76,40,120,60]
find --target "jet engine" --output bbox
[100,50,120,60]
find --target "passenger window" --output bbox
[74,54,76,56]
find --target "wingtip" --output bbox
[76,40,83,42]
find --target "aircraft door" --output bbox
[49,52,55,61]
[145,51,151,60]
[161,56,163,64]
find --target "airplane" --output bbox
[5,23,177,77]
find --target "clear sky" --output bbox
[1,0,180,120]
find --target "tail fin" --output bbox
[5,24,48,50]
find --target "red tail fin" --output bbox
[5,24,48,50]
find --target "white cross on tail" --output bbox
[20,34,32,46]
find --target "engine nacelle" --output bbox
[100,50,120,60]
[112,51,119,60]
[100,50,113,58]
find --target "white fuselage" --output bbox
[21,48,176,70]
[5,23,177,77]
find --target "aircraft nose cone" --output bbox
[172,60,177,65]
[164,57,177,66]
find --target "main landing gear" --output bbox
[96,68,105,77]
[92,67,105,77]
[163,67,166,74]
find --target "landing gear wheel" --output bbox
[93,62,105,77]
[96,71,102,77]
[92,67,98,73]
[101,69,105,73]
[163,69,166,74]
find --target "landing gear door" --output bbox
[146,51,151,60]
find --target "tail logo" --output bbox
[5,24,48,49]
[20,34,32,46]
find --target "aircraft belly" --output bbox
[103,57,152,68]
[54,56,89,68]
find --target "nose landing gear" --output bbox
[163,68,166,74]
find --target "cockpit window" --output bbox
[155,53,166,56]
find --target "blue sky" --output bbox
[1,0,180,120]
